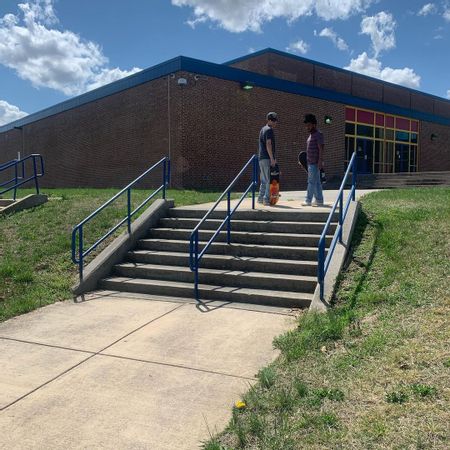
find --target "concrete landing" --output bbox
[0,292,294,450]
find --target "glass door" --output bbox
[356,138,373,174]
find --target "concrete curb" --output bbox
[0,194,48,215]
[309,200,361,312]
[72,198,174,296]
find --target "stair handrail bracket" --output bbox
[71,157,170,281]
[318,152,357,300]
[0,154,45,200]
[189,154,259,301]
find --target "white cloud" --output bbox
[316,27,349,51]
[172,0,374,33]
[444,8,450,21]
[0,100,28,126]
[345,52,421,89]
[417,3,437,16]
[447,89,450,99]
[287,40,310,55]
[0,1,141,96]
[360,11,396,57]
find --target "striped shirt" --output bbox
[306,129,324,164]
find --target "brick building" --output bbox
[1,48,449,190]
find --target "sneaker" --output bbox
[301,202,312,206]
[257,198,264,204]
[263,201,271,206]
[312,202,325,207]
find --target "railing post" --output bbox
[194,230,199,301]
[227,191,231,244]
[338,192,343,244]
[318,241,325,300]
[33,156,40,194]
[167,158,171,189]
[352,153,356,201]
[252,155,257,210]
[13,162,18,201]
[127,188,132,233]
[78,226,84,281]
[162,159,167,200]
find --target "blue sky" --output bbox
[1,0,449,125]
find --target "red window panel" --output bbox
[376,114,384,126]
[357,110,374,124]
[386,116,395,128]
[396,117,410,131]
[346,107,356,121]
[411,121,419,132]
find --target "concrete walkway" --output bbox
[0,189,378,450]
[0,293,294,450]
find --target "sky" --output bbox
[0,0,450,126]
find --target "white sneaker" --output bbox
[312,202,325,207]
[301,202,312,206]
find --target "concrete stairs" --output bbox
[356,171,450,189]
[99,207,337,308]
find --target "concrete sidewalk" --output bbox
[0,292,294,450]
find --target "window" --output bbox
[345,107,420,174]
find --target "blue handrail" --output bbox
[0,154,44,200]
[318,152,357,300]
[71,157,170,280]
[189,155,259,301]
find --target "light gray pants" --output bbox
[258,159,271,203]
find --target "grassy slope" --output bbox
[207,187,450,450]
[0,188,224,322]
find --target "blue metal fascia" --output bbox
[224,47,450,106]
[180,56,450,126]
[0,57,183,133]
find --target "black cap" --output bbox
[267,112,278,121]
[303,113,317,124]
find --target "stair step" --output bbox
[127,250,318,276]
[168,208,337,222]
[148,228,332,247]
[99,276,313,308]
[158,217,337,234]
[137,239,321,260]
[114,263,317,292]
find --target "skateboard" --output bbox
[269,163,280,205]
[298,151,326,184]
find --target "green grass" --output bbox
[207,187,450,450]
[0,187,227,322]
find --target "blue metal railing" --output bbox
[71,157,170,280]
[0,154,44,200]
[318,152,357,300]
[189,155,259,301]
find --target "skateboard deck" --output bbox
[269,163,280,205]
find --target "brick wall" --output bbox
[419,121,450,171]
[230,52,450,120]
[179,74,345,190]
[1,63,449,193]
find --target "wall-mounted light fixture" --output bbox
[240,81,254,91]
[430,133,437,142]
[324,115,332,125]
[177,77,187,86]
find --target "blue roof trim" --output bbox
[1,53,449,133]
[180,56,450,126]
[0,57,182,133]
[224,47,450,105]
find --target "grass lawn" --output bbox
[0,187,226,322]
[205,187,450,450]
